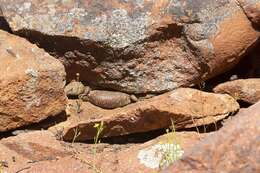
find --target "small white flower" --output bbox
[137,143,184,169]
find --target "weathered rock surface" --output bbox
[64,80,85,97]
[0,0,259,93]
[49,88,239,141]
[162,101,260,173]
[237,0,260,26]
[82,131,209,173]
[0,130,206,173]
[213,78,260,104]
[0,131,87,173]
[0,30,66,132]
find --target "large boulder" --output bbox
[0,0,259,93]
[162,101,260,173]
[0,30,67,132]
[49,88,239,141]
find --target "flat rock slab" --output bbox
[213,78,260,104]
[49,88,239,141]
[162,101,260,173]
[0,30,66,132]
[0,0,259,93]
[0,131,88,173]
[0,130,207,173]
[75,131,209,173]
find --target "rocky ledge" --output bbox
[0,0,259,173]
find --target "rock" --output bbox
[78,131,209,173]
[0,0,259,94]
[49,88,239,141]
[130,94,138,102]
[237,0,260,26]
[11,129,36,136]
[213,78,260,104]
[0,130,207,173]
[0,30,66,132]
[85,90,132,109]
[64,80,85,97]
[162,101,260,173]
[0,131,88,173]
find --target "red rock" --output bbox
[0,0,258,93]
[49,88,239,141]
[0,131,89,173]
[0,130,207,173]
[237,0,260,26]
[0,30,67,132]
[162,101,260,173]
[77,131,209,173]
[213,78,260,104]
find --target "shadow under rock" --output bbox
[0,111,67,140]
[82,119,225,145]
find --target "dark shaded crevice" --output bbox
[15,29,118,84]
[234,0,260,31]
[0,8,12,32]
[15,29,113,60]
[205,39,260,91]
[75,120,224,145]
[179,121,223,133]
[0,111,67,140]
[84,128,167,144]
[251,21,260,31]
[237,100,252,108]
[21,111,68,130]
[0,16,12,33]
[0,130,12,140]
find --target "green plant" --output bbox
[159,119,183,169]
[159,119,184,169]
[0,164,3,173]
[75,99,83,114]
[72,126,81,144]
[0,161,7,173]
[93,121,105,146]
[91,121,105,173]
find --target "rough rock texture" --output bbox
[83,131,209,173]
[0,0,259,94]
[0,130,207,173]
[0,131,87,173]
[49,88,239,141]
[64,80,85,97]
[237,0,260,26]
[0,30,66,132]
[213,78,260,104]
[162,101,260,173]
